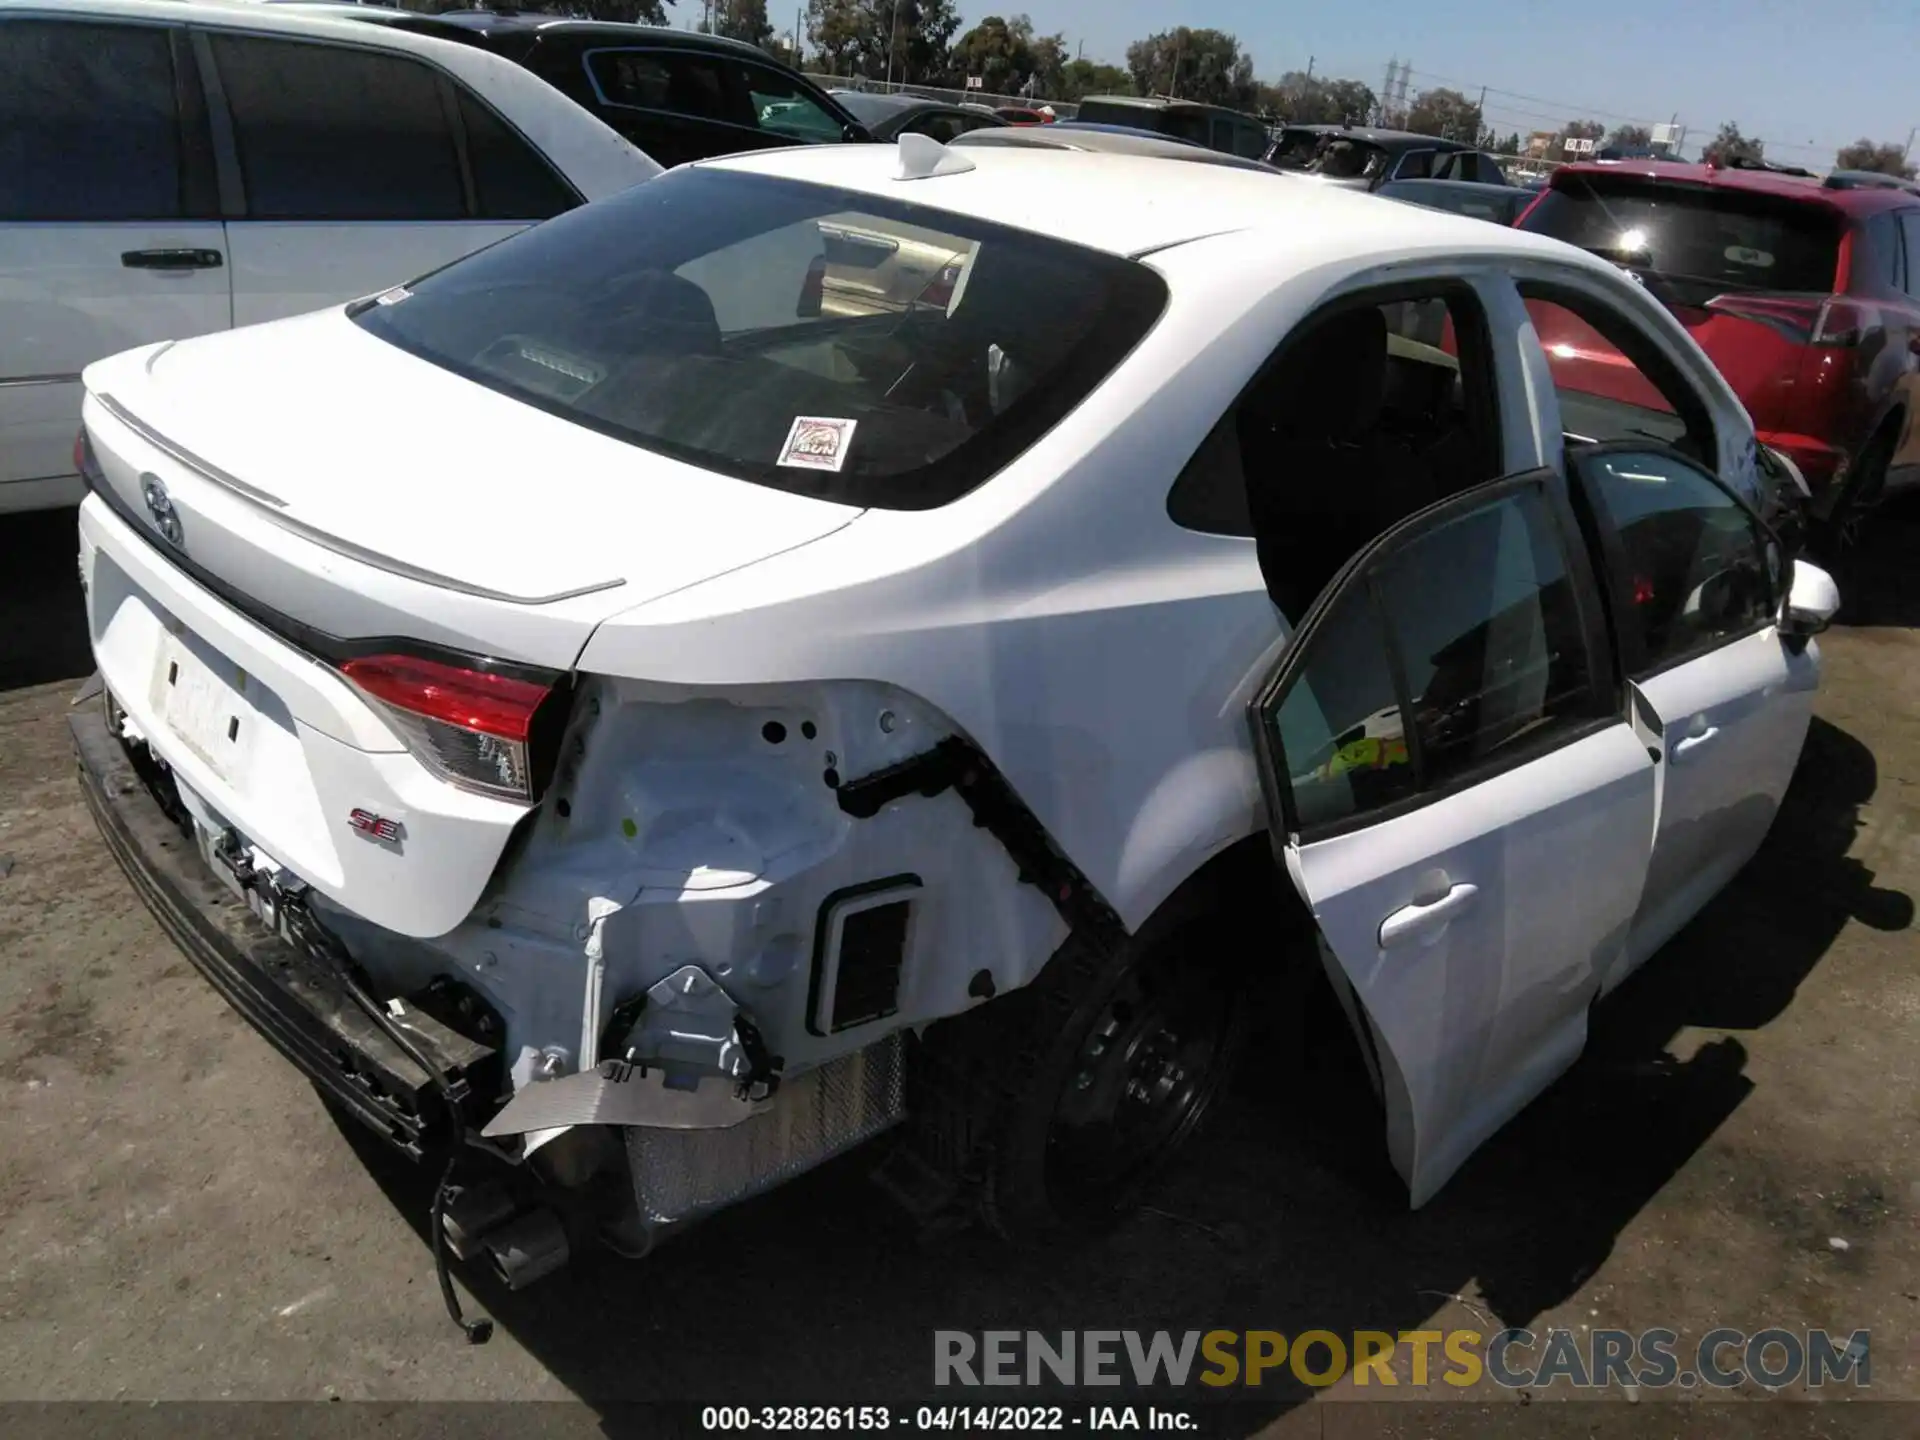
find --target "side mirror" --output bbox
[1779,558,1840,639]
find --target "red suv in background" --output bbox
[1517,155,1920,547]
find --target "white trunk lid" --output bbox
[82,309,860,669]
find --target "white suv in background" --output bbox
[0,0,659,514]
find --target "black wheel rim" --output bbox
[1043,941,1239,1209]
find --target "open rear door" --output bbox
[1249,471,1659,1204]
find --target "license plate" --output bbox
[151,639,254,783]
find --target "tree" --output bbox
[712,0,772,47]
[1498,131,1522,156]
[1702,121,1762,165]
[1267,72,1374,126]
[948,14,1035,94]
[1123,28,1256,109]
[1553,117,1603,159]
[1835,138,1916,178]
[1606,123,1653,150]
[1404,86,1482,143]
[806,0,959,82]
[1057,58,1129,103]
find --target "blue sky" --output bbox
[735,0,1920,165]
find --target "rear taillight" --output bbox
[74,428,104,487]
[340,654,556,802]
[1704,293,1868,347]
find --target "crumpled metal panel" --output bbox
[626,1034,904,1226]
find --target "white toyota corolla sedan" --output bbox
[71,134,1839,1300]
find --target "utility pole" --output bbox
[884,0,902,89]
[1906,125,1917,163]
[1305,55,1314,81]
[796,6,803,68]
[1169,33,1183,99]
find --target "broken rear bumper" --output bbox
[71,692,492,1159]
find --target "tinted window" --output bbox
[741,65,844,142]
[1269,128,1325,169]
[1374,487,1595,787]
[1169,289,1501,571]
[1232,120,1269,160]
[1312,139,1384,179]
[1396,150,1437,180]
[211,35,464,220]
[1270,482,1597,829]
[911,111,971,144]
[352,167,1167,510]
[1520,177,1842,296]
[1900,213,1920,300]
[0,20,183,220]
[1273,585,1416,828]
[458,90,578,220]
[588,49,740,125]
[1162,110,1210,145]
[1576,449,1779,672]
[1520,285,1715,463]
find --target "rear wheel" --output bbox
[1816,430,1895,558]
[907,887,1254,1240]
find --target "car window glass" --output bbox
[1576,448,1778,671]
[1233,121,1269,159]
[912,111,966,144]
[457,89,578,221]
[1398,150,1436,179]
[1519,286,1715,463]
[1374,486,1594,786]
[1274,584,1416,828]
[1900,214,1920,300]
[0,20,182,220]
[351,166,1167,510]
[1169,288,1502,618]
[589,49,738,125]
[741,64,843,142]
[1520,178,1842,295]
[1163,111,1208,144]
[210,34,464,220]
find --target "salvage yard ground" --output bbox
[1,500,1916,1427]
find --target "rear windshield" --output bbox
[1310,139,1386,180]
[350,167,1167,509]
[1074,101,1159,131]
[1268,128,1325,169]
[1520,176,1842,296]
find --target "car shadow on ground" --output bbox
[0,505,91,692]
[335,704,1907,1429]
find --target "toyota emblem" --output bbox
[142,474,183,547]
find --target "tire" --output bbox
[907,882,1254,1241]
[1815,429,1895,558]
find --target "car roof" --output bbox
[1550,157,1912,215]
[948,124,1278,171]
[1077,94,1255,119]
[832,91,932,115]
[392,8,782,57]
[699,140,1603,264]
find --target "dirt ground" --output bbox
[1,499,1915,1433]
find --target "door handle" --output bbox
[1671,726,1720,762]
[122,248,224,271]
[1378,882,1479,949]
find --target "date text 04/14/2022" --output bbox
[700,1405,1197,1430]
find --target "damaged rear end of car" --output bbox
[70,153,1176,1322]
